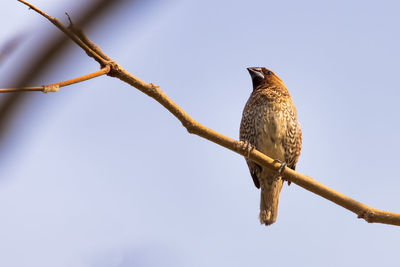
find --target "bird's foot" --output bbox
[272,159,289,184]
[240,140,254,158]
[272,159,287,174]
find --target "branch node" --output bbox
[184,121,199,134]
[42,84,59,93]
[106,61,122,77]
[149,83,160,94]
[150,83,160,90]
[358,210,375,223]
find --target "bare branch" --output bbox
[17,1,400,226]
[0,66,110,93]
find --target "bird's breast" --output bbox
[253,103,286,161]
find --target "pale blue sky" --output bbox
[1,0,400,266]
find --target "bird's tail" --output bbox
[259,179,283,225]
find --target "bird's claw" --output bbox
[272,159,286,174]
[272,159,288,183]
[241,140,254,158]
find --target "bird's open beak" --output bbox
[247,67,264,80]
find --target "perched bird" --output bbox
[240,67,302,226]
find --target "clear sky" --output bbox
[1,0,400,266]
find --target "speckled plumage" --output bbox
[240,67,302,226]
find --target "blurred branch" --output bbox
[0,33,25,66]
[0,66,110,93]
[17,1,400,227]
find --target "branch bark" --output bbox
[17,1,400,226]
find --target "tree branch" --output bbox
[17,1,400,226]
[0,66,110,93]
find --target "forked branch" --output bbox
[16,0,400,226]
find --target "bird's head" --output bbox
[247,67,285,91]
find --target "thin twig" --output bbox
[18,0,109,66]
[17,1,400,226]
[0,66,110,93]
[66,12,111,61]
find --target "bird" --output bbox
[240,67,302,226]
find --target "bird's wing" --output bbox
[283,102,302,170]
[240,99,261,188]
[246,160,261,188]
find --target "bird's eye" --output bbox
[266,71,273,76]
